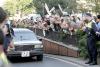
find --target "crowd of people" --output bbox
[13,14,83,37]
[0,7,13,67]
[1,6,100,66]
[12,13,100,65]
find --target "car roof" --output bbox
[13,28,33,32]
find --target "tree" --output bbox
[33,0,77,16]
[4,0,35,16]
[4,0,17,16]
[86,0,100,14]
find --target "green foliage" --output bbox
[4,0,35,16]
[76,29,85,40]
[76,29,100,58]
[33,0,77,15]
[59,30,67,41]
[96,41,100,49]
[76,29,88,58]
[4,0,78,16]
[86,0,100,14]
[4,0,17,16]
[78,35,88,58]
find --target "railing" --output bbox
[28,27,100,57]
[29,28,78,47]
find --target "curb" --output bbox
[44,54,100,67]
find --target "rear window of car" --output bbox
[13,31,38,41]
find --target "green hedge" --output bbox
[76,29,100,58]
[76,29,88,58]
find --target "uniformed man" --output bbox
[82,13,98,65]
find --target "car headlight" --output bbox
[7,47,15,51]
[34,45,43,48]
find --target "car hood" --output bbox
[14,40,42,45]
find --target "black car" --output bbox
[7,28,43,61]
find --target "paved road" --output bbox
[10,55,83,67]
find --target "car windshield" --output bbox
[13,31,38,41]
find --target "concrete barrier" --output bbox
[39,36,79,58]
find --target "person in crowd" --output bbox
[60,18,69,34]
[60,18,69,29]
[3,24,14,53]
[72,15,76,23]
[49,16,55,31]
[53,16,61,32]
[0,30,10,67]
[46,18,53,32]
[0,7,10,67]
[42,19,48,37]
[82,13,98,65]
[95,15,100,41]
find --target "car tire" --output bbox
[37,55,43,61]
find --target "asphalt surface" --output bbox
[10,55,83,67]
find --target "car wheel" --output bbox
[37,55,43,61]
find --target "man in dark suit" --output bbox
[95,15,100,41]
[83,13,98,65]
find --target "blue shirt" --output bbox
[3,36,12,50]
[95,22,100,32]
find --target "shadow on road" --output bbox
[8,57,42,63]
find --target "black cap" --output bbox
[85,13,92,17]
[97,15,100,19]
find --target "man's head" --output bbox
[83,13,92,24]
[0,7,7,29]
[96,15,100,22]
[84,13,92,21]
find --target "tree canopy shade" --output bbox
[86,0,100,14]
[32,0,77,16]
[3,0,100,17]
[4,0,35,16]
[4,0,77,16]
